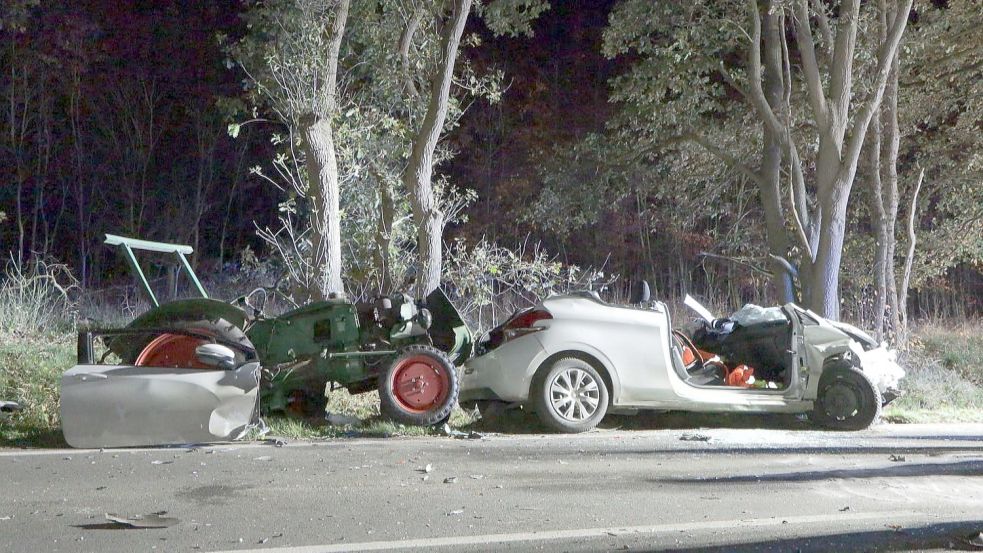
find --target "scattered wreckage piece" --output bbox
[60,234,473,448]
[61,330,260,449]
[104,512,179,529]
[461,286,906,433]
[0,400,22,419]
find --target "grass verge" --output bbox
[882,321,983,423]
[0,331,74,447]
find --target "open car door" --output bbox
[61,331,260,448]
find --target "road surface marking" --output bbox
[207,510,928,553]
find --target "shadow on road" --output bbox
[656,459,983,483]
[629,520,983,552]
[467,408,811,435]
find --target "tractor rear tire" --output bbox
[378,345,459,426]
[126,318,255,368]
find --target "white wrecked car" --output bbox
[460,285,904,433]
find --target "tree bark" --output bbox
[372,173,395,294]
[303,117,344,298]
[403,0,473,297]
[299,0,350,299]
[882,52,902,337]
[793,0,913,319]
[868,109,889,339]
[759,5,794,303]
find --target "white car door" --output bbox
[61,361,260,448]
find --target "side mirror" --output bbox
[195,343,237,370]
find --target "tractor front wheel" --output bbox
[378,345,459,426]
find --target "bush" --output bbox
[0,257,78,336]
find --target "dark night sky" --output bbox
[1,0,618,280]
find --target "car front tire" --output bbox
[533,357,609,433]
[811,363,882,431]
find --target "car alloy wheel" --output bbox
[534,356,610,433]
[549,366,601,421]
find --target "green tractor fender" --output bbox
[111,298,250,362]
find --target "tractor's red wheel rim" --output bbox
[134,332,210,369]
[390,354,451,413]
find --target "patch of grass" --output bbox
[882,320,983,423]
[0,331,74,447]
[911,321,983,386]
[259,388,480,441]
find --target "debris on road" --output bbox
[263,437,287,447]
[253,455,273,462]
[962,531,983,549]
[441,423,482,439]
[419,463,433,473]
[443,476,457,484]
[446,509,464,516]
[104,512,179,529]
[258,532,284,544]
[680,433,711,442]
[888,454,906,462]
[469,474,484,480]
[151,460,173,465]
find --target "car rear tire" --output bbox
[533,357,609,433]
[811,362,881,431]
[378,345,459,426]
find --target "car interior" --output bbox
[672,315,794,390]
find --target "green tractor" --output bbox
[98,234,472,426]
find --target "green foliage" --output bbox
[479,0,550,38]
[443,237,608,332]
[896,0,983,285]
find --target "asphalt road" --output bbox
[2,423,982,553]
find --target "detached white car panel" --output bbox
[61,362,259,448]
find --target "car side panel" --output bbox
[536,297,677,405]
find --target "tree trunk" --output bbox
[303,117,344,298]
[868,112,890,339]
[297,0,349,299]
[760,6,794,303]
[403,0,473,297]
[373,177,395,294]
[881,53,902,338]
[810,181,851,320]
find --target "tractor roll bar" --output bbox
[104,234,208,307]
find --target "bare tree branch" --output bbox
[809,0,834,60]
[398,8,422,98]
[689,133,766,188]
[827,0,861,134]
[838,0,913,183]
[792,0,830,130]
[744,0,784,136]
